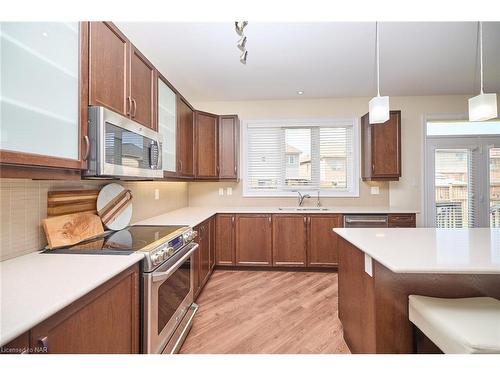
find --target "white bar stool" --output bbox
[408,295,500,354]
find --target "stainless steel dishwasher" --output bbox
[343,214,389,228]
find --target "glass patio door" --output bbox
[489,148,500,228]
[425,133,500,228]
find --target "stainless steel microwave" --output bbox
[84,106,162,179]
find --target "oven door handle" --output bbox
[152,243,199,283]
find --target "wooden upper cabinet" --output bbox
[129,45,156,130]
[308,214,342,267]
[30,265,139,354]
[235,214,272,266]
[0,22,89,178]
[177,97,194,177]
[215,214,235,265]
[361,110,401,181]
[89,22,129,117]
[272,215,307,267]
[218,115,240,180]
[89,22,156,130]
[195,111,219,179]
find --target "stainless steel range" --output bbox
[44,225,199,354]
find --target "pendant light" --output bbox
[369,22,390,124]
[469,22,498,121]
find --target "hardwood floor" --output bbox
[180,270,350,354]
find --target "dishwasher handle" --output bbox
[344,215,389,227]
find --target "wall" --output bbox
[191,95,472,222]
[0,179,188,261]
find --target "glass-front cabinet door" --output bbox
[157,77,177,174]
[0,22,82,166]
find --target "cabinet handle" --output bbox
[231,216,235,224]
[126,96,132,116]
[83,135,90,161]
[38,336,49,353]
[131,98,137,118]
[234,165,237,174]
[216,165,220,174]
[303,216,307,224]
[372,163,375,172]
[179,160,183,172]
[268,216,272,224]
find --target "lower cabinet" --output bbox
[272,215,307,267]
[1,332,30,354]
[193,215,216,300]
[215,214,235,265]
[388,213,416,228]
[215,213,343,269]
[235,214,273,266]
[0,264,140,354]
[308,215,343,267]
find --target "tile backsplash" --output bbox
[0,179,188,261]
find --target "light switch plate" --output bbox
[370,186,380,195]
[364,254,373,277]
[154,189,160,200]
[227,187,233,196]
[218,188,224,196]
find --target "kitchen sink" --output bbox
[278,207,331,211]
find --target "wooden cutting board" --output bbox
[42,212,104,249]
[47,190,99,217]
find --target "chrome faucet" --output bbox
[296,191,311,206]
[316,190,321,207]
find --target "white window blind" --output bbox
[244,119,359,197]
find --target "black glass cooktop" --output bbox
[42,225,186,255]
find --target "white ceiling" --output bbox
[116,22,500,102]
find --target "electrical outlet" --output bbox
[370,186,380,195]
[154,189,160,200]
[218,188,224,196]
[227,187,233,196]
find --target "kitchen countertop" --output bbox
[0,251,144,346]
[135,206,418,227]
[0,205,417,347]
[334,228,500,275]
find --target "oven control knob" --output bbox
[151,253,160,265]
[190,230,198,241]
[183,231,192,242]
[167,246,175,256]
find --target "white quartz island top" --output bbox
[334,228,500,275]
[135,206,418,227]
[0,251,144,346]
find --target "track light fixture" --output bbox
[235,21,249,65]
[237,36,247,51]
[240,50,248,65]
[235,21,248,36]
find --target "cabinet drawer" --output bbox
[388,214,416,227]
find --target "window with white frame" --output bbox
[243,119,359,197]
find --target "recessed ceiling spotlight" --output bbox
[297,90,304,95]
[42,32,48,37]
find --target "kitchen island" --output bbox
[333,228,500,354]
